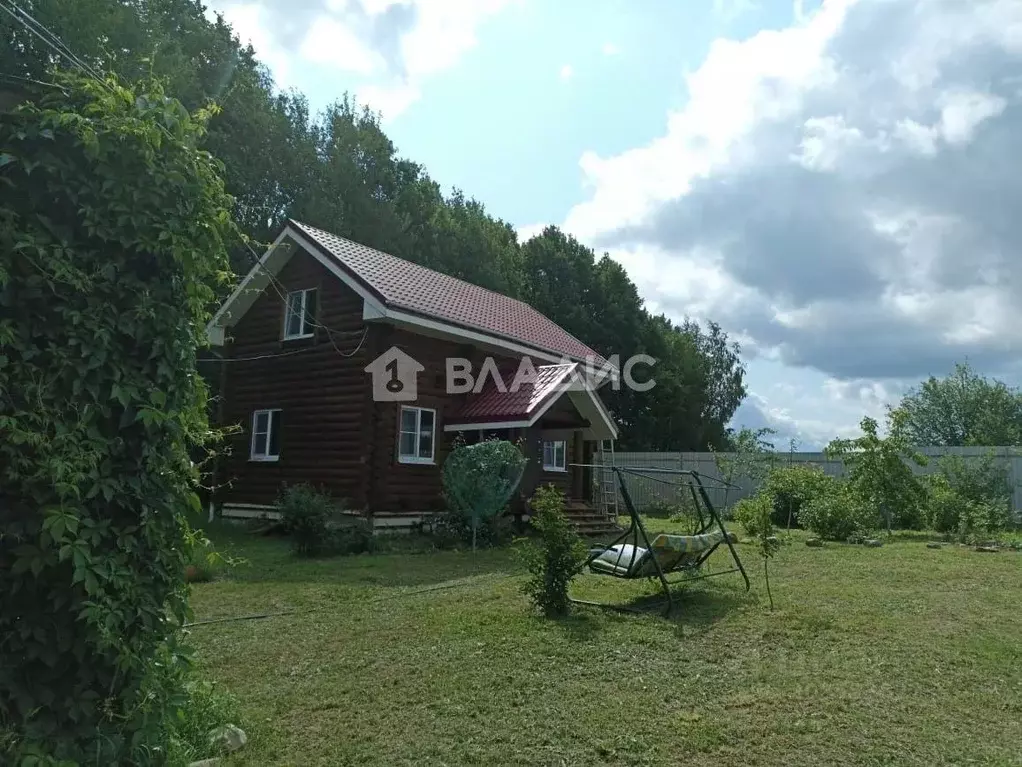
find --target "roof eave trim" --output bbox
[444,419,532,432]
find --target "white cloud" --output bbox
[299,17,382,74]
[559,64,574,81]
[559,0,1022,438]
[516,223,548,243]
[602,42,620,56]
[205,0,514,119]
[937,89,1007,145]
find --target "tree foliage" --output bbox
[442,439,526,550]
[0,72,233,762]
[825,414,928,531]
[890,362,1022,447]
[2,0,748,452]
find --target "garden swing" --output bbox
[572,466,750,615]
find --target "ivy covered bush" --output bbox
[0,73,234,762]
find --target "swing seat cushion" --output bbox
[589,530,738,578]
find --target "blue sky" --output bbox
[205,0,1022,448]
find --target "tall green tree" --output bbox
[4,0,749,452]
[826,413,929,530]
[890,362,1022,447]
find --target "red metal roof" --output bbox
[290,220,603,363]
[449,364,577,424]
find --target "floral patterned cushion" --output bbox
[589,530,737,578]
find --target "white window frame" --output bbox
[250,409,281,462]
[282,288,316,340]
[542,440,567,472]
[398,406,436,465]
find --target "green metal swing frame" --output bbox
[571,466,750,615]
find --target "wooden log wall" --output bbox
[218,249,371,509]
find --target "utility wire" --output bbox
[2,2,371,361]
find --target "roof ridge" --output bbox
[290,219,603,361]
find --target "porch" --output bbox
[444,361,621,536]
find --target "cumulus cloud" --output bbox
[563,0,1022,395]
[206,0,512,117]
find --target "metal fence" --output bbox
[599,447,1022,513]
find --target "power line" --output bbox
[0,1,108,87]
[198,346,318,364]
[2,2,371,362]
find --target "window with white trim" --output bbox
[542,440,567,472]
[250,409,281,461]
[283,288,317,340]
[398,406,435,464]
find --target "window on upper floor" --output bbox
[283,288,317,340]
[398,406,436,464]
[250,409,281,461]
[543,440,567,472]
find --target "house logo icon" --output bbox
[364,346,425,402]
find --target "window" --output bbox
[398,406,435,464]
[250,409,281,461]
[543,440,567,472]
[283,288,317,340]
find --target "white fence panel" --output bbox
[600,446,1022,514]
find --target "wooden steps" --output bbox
[562,499,621,538]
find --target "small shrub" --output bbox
[519,485,587,617]
[333,516,376,555]
[925,474,1013,540]
[733,493,775,538]
[763,465,838,527]
[925,475,967,534]
[936,452,1012,508]
[798,487,878,541]
[277,484,343,557]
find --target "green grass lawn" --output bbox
[190,522,1022,766]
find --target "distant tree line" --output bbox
[2,0,747,451]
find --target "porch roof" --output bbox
[445,363,618,440]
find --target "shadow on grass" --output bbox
[551,611,605,643]
[570,575,756,636]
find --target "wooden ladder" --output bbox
[597,439,619,522]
